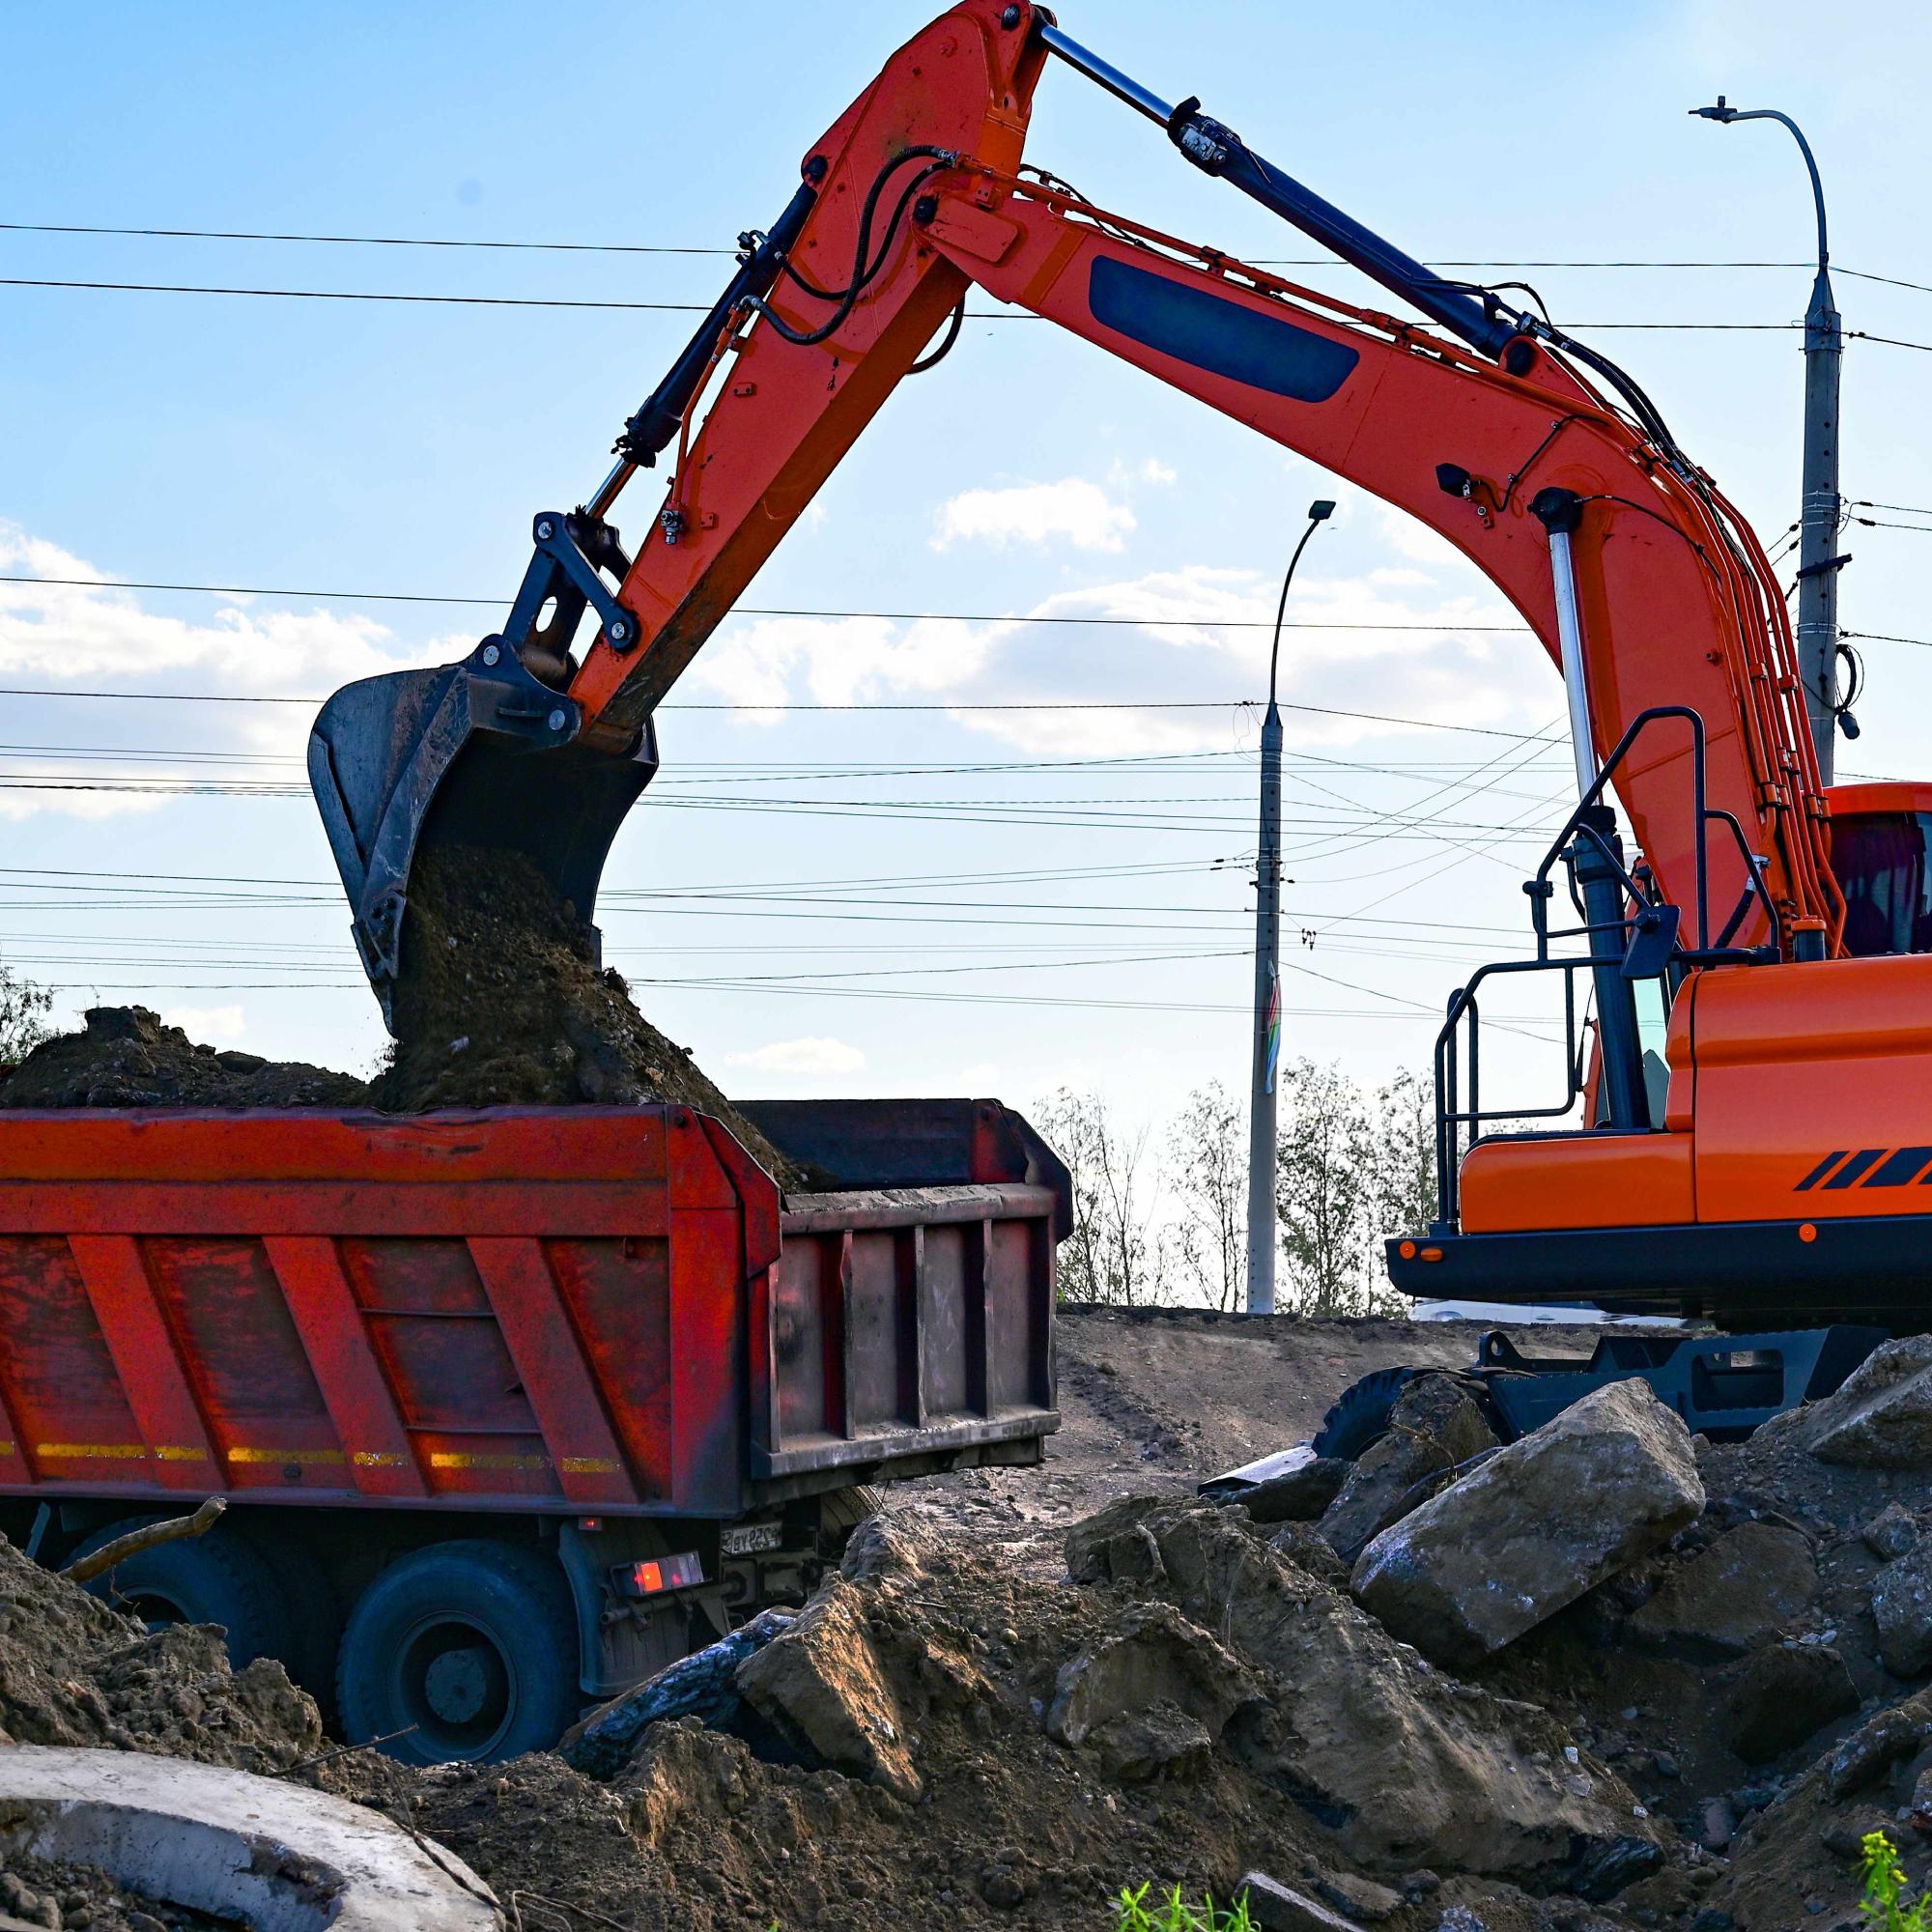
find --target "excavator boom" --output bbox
[309,0,1838,1031]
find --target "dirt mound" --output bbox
[0,1007,366,1110]
[366,844,803,1185]
[312,1497,1681,1932]
[0,1535,322,1773]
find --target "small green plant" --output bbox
[1114,1883,1255,1932]
[1861,1831,1931,1931]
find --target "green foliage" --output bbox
[0,966,53,1066]
[1114,1882,1255,1932]
[1861,1831,1931,1930]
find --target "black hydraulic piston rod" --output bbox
[1034,21,1522,362]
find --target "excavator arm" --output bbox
[309,0,1840,1028]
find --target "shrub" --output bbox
[1114,1883,1255,1932]
[1861,1831,1930,1931]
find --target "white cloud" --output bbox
[1109,457,1177,489]
[0,522,463,816]
[725,1036,867,1076]
[695,611,986,714]
[931,477,1136,553]
[694,551,1545,758]
[1376,503,1467,569]
[163,1004,246,1043]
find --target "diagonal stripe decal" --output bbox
[1795,1151,1849,1190]
[1823,1149,1889,1190]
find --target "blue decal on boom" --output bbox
[1088,256,1359,404]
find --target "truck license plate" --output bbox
[721,1520,782,1556]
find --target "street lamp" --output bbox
[1691,96,1849,776]
[1247,497,1336,1317]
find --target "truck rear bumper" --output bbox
[1387,1209,1932,1326]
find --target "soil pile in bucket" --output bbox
[365,843,805,1186]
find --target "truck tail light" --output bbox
[611,1551,703,1599]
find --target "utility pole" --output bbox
[1692,97,1847,778]
[1247,499,1335,1316]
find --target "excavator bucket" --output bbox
[307,639,657,1032]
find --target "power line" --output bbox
[0,273,1814,333]
[1843,629,1932,650]
[12,225,1932,293]
[1849,329,1932,355]
[0,685,1562,740]
[0,572,1532,633]
[0,274,1027,318]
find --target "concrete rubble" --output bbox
[1350,1378,1706,1667]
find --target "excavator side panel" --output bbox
[1456,1132,1695,1236]
[1689,952,1932,1222]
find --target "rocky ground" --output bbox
[361,1313,1932,1932]
[1,1301,1930,1931]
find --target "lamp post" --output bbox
[1691,96,1847,777]
[1247,498,1336,1316]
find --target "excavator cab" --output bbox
[1827,781,1932,957]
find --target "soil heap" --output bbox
[0,1007,363,1110]
[0,846,802,1186]
[319,1322,1932,1932]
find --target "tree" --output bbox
[1166,1082,1245,1311]
[1033,1087,1171,1306]
[0,967,52,1067]
[1370,1067,1439,1243]
[1275,1058,1382,1317]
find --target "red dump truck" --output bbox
[0,1096,1064,1762]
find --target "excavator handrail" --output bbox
[1525,705,1783,967]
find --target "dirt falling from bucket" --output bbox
[367,843,806,1186]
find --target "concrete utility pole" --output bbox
[1692,97,1846,779]
[1247,499,1335,1317]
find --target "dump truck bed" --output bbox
[0,1099,1062,1520]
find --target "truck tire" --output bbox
[336,1540,579,1766]
[66,1517,293,1669]
[233,1520,343,1719]
[817,1485,882,1557]
[1311,1367,1419,1463]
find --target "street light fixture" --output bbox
[1691,96,1851,773]
[1246,497,1336,1317]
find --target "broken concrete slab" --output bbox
[1350,1378,1705,1668]
[1826,1697,1932,1800]
[1316,1375,1498,1566]
[1238,1871,1366,1932]
[1626,1521,1819,1659]
[1865,1501,1920,1562]
[1723,1640,1860,1762]
[1798,1336,1932,1469]
[734,1575,921,1801]
[0,1746,499,1930]
[1238,1457,1350,1525]
[1104,1496,1657,1878]
[1872,1543,1932,1677]
[1065,1493,1174,1586]
[1044,1601,1258,1779]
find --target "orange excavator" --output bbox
[309,1,1932,1347]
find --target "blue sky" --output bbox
[4,0,1931,1130]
